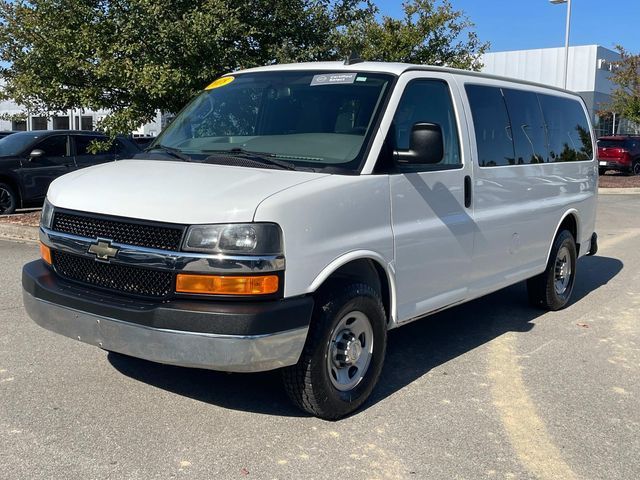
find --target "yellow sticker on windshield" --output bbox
[205,76,235,90]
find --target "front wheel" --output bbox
[0,183,18,215]
[527,230,577,310]
[632,159,640,176]
[282,283,387,420]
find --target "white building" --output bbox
[481,45,637,137]
[0,95,162,137]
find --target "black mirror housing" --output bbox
[395,122,444,165]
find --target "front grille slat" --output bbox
[52,212,184,251]
[53,251,173,298]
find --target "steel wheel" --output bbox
[327,310,374,392]
[554,245,572,295]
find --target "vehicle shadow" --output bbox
[108,255,622,418]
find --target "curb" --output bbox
[0,223,39,243]
[598,188,640,195]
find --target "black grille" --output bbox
[52,212,184,251]
[53,251,173,298]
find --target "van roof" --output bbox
[236,61,577,96]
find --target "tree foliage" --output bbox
[0,0,488,135]
[336,0,489,69]
[608,46,640,125]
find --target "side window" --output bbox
[465,84,515,167]
[75,136,115,156]
[501,88,547,164]
[393,79,461,169]
[33,135,68,157]
[538,94,593,162]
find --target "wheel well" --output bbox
[318,259,391,324]
[558,213,579,255]
[0,175,21,207]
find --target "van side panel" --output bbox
[455,75,597,295]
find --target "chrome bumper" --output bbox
[23,291,308,373]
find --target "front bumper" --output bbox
[22,261,313,372]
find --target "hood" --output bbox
[47,159,327,224]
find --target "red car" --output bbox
[598,135,640,175]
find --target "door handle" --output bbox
[464,175,472,208]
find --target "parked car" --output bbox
[0,130,140,214]
[23,62,598,419]
[130,135,156,150]
[597,135,640,175]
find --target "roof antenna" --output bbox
[344,51,364,66]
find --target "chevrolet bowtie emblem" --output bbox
[88,239,119,261]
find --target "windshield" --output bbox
[152,70,393,172]
[0,132,41,156]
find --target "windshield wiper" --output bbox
[146,144,192,162]
[203,148,298,171]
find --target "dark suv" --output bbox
[0,130,140,214]
[597,135,640,175]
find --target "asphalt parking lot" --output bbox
[1,194,639,480]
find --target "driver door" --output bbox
[19,134,75,201]
[389,73,475,322]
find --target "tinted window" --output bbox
[393,80,461,168]
[74,135,113,155]
[598,139,625,149]
[539,94,592,161]
[34,135,68,157]
[502,89,547,164]
[465,84,515,167]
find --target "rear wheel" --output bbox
[0,183,17,215]
[632,159,640,176]
[282,283,387,420]
[598,168,606,176]
[527,230,577,311]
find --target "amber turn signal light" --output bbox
[40,242,52,265]
[175,274,279,295]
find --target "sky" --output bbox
[377,0,640,54]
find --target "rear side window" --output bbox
[393,79,461,169]
[466,84,593,166]
[538,95,593,161]
[464,85,515,166]
[502,89,547,164]
[75,136,114,155]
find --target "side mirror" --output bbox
[28,149,44,160]
[395,122,444,165]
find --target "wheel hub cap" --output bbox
[327,310,374,392]
[554,246,572,295]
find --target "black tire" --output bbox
[527,230,577,311]
[282,282,387,420]
[598,168,606,176]
[0,182,18,215]
[632,159,640,176]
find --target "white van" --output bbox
[23,61,598,419]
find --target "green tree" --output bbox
[607,46,640,125]
[0,0,488,137]
[336,0,489,69]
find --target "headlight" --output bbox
[182,223,282,255]
[41,199,54,229]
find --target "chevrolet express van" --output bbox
[22,61,598,419]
